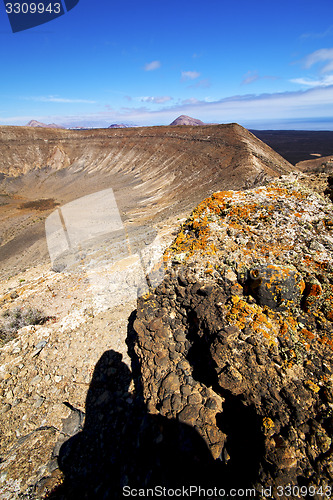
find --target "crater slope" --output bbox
[0,123,294,279]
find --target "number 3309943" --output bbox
[5,3,62,14]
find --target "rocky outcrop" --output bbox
[325,175,333,203]
[1,172,333,498]
[134,174,333,495]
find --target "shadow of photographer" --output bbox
[49,348,220,499]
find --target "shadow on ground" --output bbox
[46,313,224,499]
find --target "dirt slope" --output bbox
[296,154,333,173]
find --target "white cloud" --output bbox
[300,26,333,40]
[242,71,279,85]
[4,86,333,130]
[291,75,333,87]
[141,96,173,104]
[188,78,211,89]
[23,95,96,104]
[144,60,161,71]
[242,71,260,85]
[181,71,200,81]
[181,98,200,105]
[304,48,333,73]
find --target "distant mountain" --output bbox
[108,123,131,129]
[169,115,205,126]
[26,120,64,129]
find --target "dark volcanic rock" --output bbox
[325,174,333,203]
[134,176,333,497]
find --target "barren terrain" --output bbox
[251,129,333,165]
[1,123,326,498]
[0,123,294,280]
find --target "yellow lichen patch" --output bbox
[326,310,333,322]
[305,380,321,393]
[279,315,298,339]
[262,417,275,434]
[263,416,274,429]
[226,295,279,344]
[225,203,260,221]
[323,294,333,322]
[319,335,333,350]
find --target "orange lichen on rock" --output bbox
[262,417,275,435]
[319,335,333,349]
[165,179,333,361]
[300,328,316,341]
[305,380,321,393]
[226,295,279,344]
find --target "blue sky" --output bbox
[1,0,333,129]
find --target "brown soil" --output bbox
[18,199,60,211]
[296,154,333,173]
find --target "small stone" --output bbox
[309,240,326,253]
[205,398,218,410]
[161,396,172,413]
[248,264,305,310]
[188,392,202,405]
[0,403,11,414]
[30,375,41,384]
[36,340,48,350]
[154,353,169,369]
[197,285,214,296]
[169,350,180,362]
[6,389,14,401]
[174,331,186,342]
[206,425,224,444]
[180,384,192,397]
[225,269,238,283]
[178,404,200,425]
[61,408,84,436]
[171,393,183,412]
[177,359,191,376]
[160,373,180,394]
[54,376,62,383]
[34,396,45,408]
